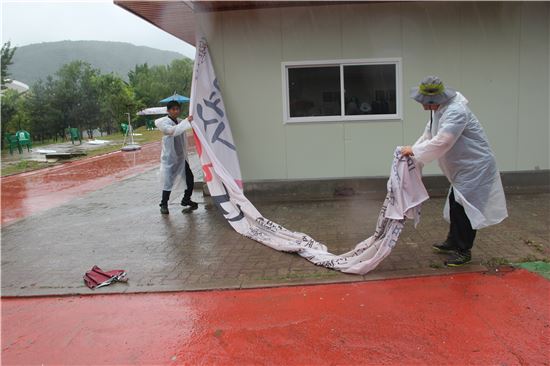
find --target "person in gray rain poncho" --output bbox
[401,76,508,266]
[156,101,198,214]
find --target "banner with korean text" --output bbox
[189,37,429,275]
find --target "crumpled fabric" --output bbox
[155,116,192,192]
[193,107,430,274]
[84,265,127,289]
[385,148,429,228]
[412,92,508,229]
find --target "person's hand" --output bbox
[188,115,193,122]
[401,146,414,156]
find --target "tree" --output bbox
[79,69,101,139]
[1,89,20,139]
[25,77,64,142]
[128,63,157,107]
[53,61,101,138]
[128,58,193,114]
[95,73,142,135]
[164,58,193,115]
[1,90,32,141]
[1,57,191,146]
[1,42,17,89]
[167,58,193,97]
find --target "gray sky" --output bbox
[1,0,195,58]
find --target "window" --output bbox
[282,59,401,123]
[288,66,341,118]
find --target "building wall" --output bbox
[197,2,549,181]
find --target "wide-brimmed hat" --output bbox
[410,76,457,105]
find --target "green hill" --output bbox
[9,40,188,86]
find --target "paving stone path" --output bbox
[2,167,548,296]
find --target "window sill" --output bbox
[284,114,402,124]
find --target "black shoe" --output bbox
[160,204,169,215]
[181,198,198,210]
[445,251,472,267]
[432,241,457,254]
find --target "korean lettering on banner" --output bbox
[196,79,236,151]
[193,37,242,188]
[192,129,245,224]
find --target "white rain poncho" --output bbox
[412,92,508,229]
[155,116,191,192]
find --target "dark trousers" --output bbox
[160,161,194,205]
[447,189,476,253]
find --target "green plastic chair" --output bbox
[5,133,22,155]
[120,123,128,135]
[146,120,155,131]
[69,128,82,145]
[16,130,32,152]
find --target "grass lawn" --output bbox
[1,127,163,177]
[82,128,163,158]
[1,160,55,176]
[98,128,163,144]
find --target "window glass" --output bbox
[288,66,341,117]
[344,64,396,116]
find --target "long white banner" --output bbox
[189,38,429,275]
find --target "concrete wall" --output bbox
[197,2,549,182]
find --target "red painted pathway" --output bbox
[2,270,549,365]
[0,142,161,225]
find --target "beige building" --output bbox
[117,1,549,188]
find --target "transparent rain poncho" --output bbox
[155,116,192,192]
[412,92,508,229]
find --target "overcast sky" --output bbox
[1,0,196,58]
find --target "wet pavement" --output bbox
[1,155,548,296]
[1,139,120,164]
[2,270,548,365]
[1,142,162,225]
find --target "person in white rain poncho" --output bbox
[156,101,198,214]
[401,76,508,266]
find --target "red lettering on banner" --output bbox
[203,163,213,182]
[193,130,202,157]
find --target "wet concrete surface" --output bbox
[2,138,120,163]
[1,160,548,296]
[2,270,548,365]
[1,142,163,225]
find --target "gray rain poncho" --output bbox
[412,92,508,229]
[155,116,192,192]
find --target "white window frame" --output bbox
[281,58,402,123]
